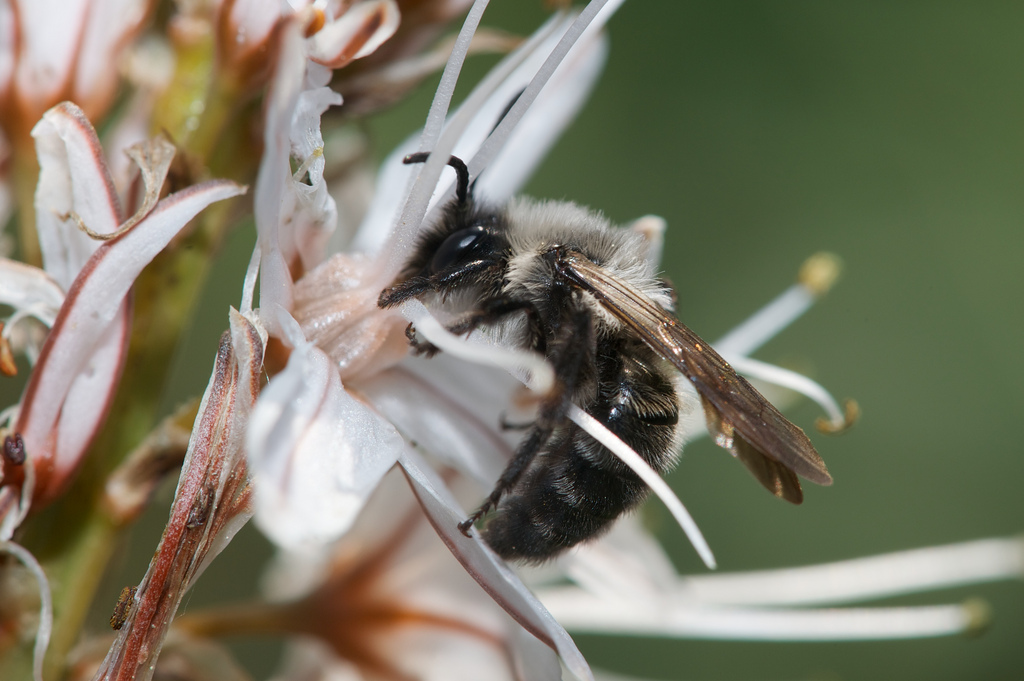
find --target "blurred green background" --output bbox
[12,2,1021,680]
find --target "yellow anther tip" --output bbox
[962,598,993,637]
[815,399,860,434]
[799,252,843,297]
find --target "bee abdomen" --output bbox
[482,431,649,562]
[483,344,681,562]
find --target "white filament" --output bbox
[405,300,554,395]
[724,354,846,428]
[467,0,623,180]
[713,284,815,358]
[568,406,716,570]
[541,595,979,641]
[0,541,52,681]
[683,536,1024,607]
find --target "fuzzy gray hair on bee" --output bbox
[379,153,832,562]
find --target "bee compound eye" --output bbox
[430,225,491,274]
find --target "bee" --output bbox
[379,153,832,562]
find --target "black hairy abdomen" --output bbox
[483,342,679,561]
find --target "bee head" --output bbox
[378,154,508,309]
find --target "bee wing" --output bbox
[557,251,832,503]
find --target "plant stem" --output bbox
[12,147,41,267]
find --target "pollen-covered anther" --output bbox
[292,147,324,182]
[961,598,993,636]
[816,398,860,434]
[799,251,843,297]
[304,8,328,38]
[0,324,16,376]
[3,433,26,466]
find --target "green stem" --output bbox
[12,147,41,267]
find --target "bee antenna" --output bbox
[403,152,470,210]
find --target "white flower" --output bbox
[0,102,243,539]
[0,0,150,129]
[241,4,625,678]
[0,101,241,681]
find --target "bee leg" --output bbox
[459,423,558,534]
[404,323,441,357]
[404,298,541,359]
[446,297,546,352]
[378,276,432,308]
[380,260,500,309]
[459,302,593,536]
[498,413,534,431]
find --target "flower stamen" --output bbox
[726,354,857,432]
[0,323,16,375]
[0,540,52,681]
[568,406,716,570]
[714,251,843,358]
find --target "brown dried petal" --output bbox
[91,311,263,681]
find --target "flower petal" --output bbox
[260,467,563,681]
[94,309,264,681]
[279,70,343,272]
[682,536,1024,607]
[32,101,122,289]
[0,258,65,328]
[366,7,573,264]
[255,20,305,333]
[398,448,593,681]
[248,322,404,550]
[540,597,983,641]
[464,0,625,186]
[537,536,1021,643]
[556,516,681,599]
[220,0,283,64]
[14,179,244,505]
[291,253,409,381]
[48,301,130,495]
[353,3,615,259]
[361,362,514,487]
[474,26,608,203]
[307,0,400,69]
[11,0,91,116]
[71,0,149,117]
